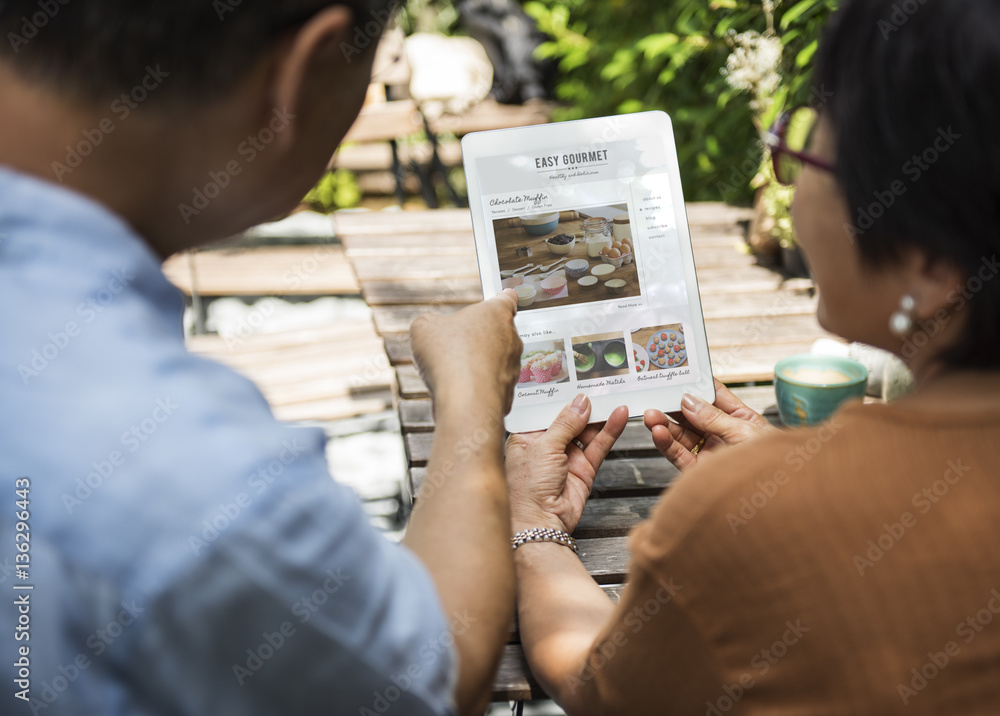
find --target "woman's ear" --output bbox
[904,250,965,321]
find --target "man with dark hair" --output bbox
[0,2,522,714]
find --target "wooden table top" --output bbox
[335,204,836,701]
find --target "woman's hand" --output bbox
[410,289,522,416]
[643,378,774,471]
[506,395,629,534]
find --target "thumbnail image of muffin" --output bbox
[519,350,565,384]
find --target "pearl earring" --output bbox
[889,294,916,337]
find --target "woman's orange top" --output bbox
[584,375,1000,715]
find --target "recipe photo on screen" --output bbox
[462,112,715,431]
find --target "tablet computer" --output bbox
[461,111,715,433]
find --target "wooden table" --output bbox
[335,205,836,702]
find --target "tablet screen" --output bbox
[462,112,715,432]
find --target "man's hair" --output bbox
[0,0,396,102]
[815,0,1000,369]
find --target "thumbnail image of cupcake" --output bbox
[529,352,564,383]
[518,340,570,387]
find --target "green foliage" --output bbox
[398,0,460,35]
[755,155,797,246]
[302,169,362,213]
[524,0,837,202]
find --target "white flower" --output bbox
[721,1,784,117]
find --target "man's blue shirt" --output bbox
[0,168,456,715]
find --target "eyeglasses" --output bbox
[764,106,836,186]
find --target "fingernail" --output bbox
[571,394,589,415]
[681,394,700,413]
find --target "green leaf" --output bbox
[795,39,818,67]
[635,33,679,60]
[780,0,821,30]
[759,85,790,130]
[781,29,802,45]
[600,48,637,81]
[617,99,646,114]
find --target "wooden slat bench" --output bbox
[186,320,394,424]
[163,215,394,423]
[163,244,358,297]
[333,30,556,208]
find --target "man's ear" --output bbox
[267,6,361,150]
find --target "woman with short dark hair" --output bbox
[507,1,1000,713]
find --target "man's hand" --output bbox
[506,396,629,534]
[411,289,522,416]
[643,378,774,471]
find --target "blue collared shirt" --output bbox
[0,168,456,715]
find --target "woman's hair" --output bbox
[0,0,396,103]
[815,0,1000,369]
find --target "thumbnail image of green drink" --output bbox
[630,324,688,373]
[495,203,640,311]
[571,331,632,381]
[518,339,571,387]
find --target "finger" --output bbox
[681,393,756,441]
[650,423,697,470]
[712,378,770,427]
[643,409,669,432]
[575,405,628,466]
[576,412,617,447]
[540,394,592,450]
[645,409,703,451]
[491,288,520,316]
[576,403,629,445]
[661,409,699,435]
[409,312,435,341]
[666,420,704,451]
[711,378,747,411]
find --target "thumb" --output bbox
[542,394,591,449]
[680,393,749,441]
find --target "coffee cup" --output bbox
[774,354,868,426]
